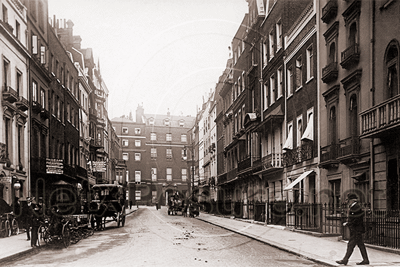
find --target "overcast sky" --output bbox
[48,0,248,119]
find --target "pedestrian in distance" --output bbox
[31,198,44,247]
[336,193,369,265]
[22,197,34,241]
[129,200,132,209]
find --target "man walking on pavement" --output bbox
[336,193,369,265]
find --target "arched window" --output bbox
[385,41,399,98]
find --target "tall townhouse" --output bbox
[23,0,50,202]
[187,113,199,199]
[215,59,232,202]
[0,0,29,205]
[217,13,249,218]
[42,18,82,208]
[198,92,217,202]
[319,0,372,210]
[282,0,318,225]
[359,0,400,212]
[112,106,195,206]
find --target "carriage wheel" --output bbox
[11,219,19,235]
[62,224,71,248]
[5,220,11,237]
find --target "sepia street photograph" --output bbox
[1,0,400,266]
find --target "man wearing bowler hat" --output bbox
[336,193,369,265]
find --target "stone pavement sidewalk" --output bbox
[197,213,400,267]
[0,206,138,265]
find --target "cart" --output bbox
[89,184,126,230]
[167,192,185,216]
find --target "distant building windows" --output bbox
[151,168,157,181]
[276,20,282,51]
[135,128,141,135]
[386,41,399,98]
[151,148,157,159]
[306,45,314,81]
[135,191,141,200]
[277,67,283,98]
[269,29,274,60]
[122,139,129,147]
[166,168,172,181]
[263,82,269,110]
[166,133,172,141]
[149,118,154,125]
[287,66,293,97]
[166,148,172,159]
[179,120,185,127]
[151,133,156,141]
[296,56,303,89]
[164,119,170,126]
[270,75,275,106]
[122,127,128,134]
[181,134,187,143]
[182,169,187,181]
[135,153,141,161]
[135,140,141,147]
[135,171,141,183]
[122,153,129,161]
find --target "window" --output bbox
[135,153,141,161]
[182,169,187,181]
[166,168,172,181]
[15,20,20,40]
[135,171,141,183]
[242,72,245,91]
[287,66,293,97]
[277,67,283,98]
[149,118,155,125]
[126,170,129,182]
[151,148,157,158]
[166,133,172,141]
[122,153,129,161]
[40,46,46,64]
[66,102,70,122]
[2,4,8,23]
[135,191,141,200]
[329,42,336,64]
[263,40,268,66]
[17,124,23,167]
[181,134,187,142]
[4,117,11,161]
[151,133,156,141]
[151,168,157,181]
[135,128,141,135]
[306,45,314,81]
[329,179,341,210]
[386,42,399,98]
[135,140,141,147]
[276,20,282,51]
[16,70,22,94]
[122,127,128,134]
[182,149,186,160]
[296,115,303,148]
[329,106,337,144]
[166,148,172,159]
[122,140,129,147]
[296,56,303,89]
[270,75,275,106]
[40,88,45,108]
[269,30,274,60]
[32,80,38,102]
[179,120,185,127]
[263,83,269,110]
[164,119,170,126]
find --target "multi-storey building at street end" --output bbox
[112,105,195,206]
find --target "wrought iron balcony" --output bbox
[337,136,361,164]
[15,96,28,111]
[321,0,338,24]
[76,165,88,178]
[3,85,18,103]
[261,153,283,171]
[227,168,237,182]
[341,44,360,69]
[322,62,338,83]
[217,173,227,185]
[284,143,315,167]
[40,108,50,120]
[238,156,251,173]
[360,94,400,138]
[319,143,340,169]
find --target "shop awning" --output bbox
[284,170,314,191]
[301,113,314,141]
[283,127,293,151]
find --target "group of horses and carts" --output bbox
[167,192,199,217]
[0,184,126,248]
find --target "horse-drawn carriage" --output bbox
[167,192,186,216]
[89,184,126,229]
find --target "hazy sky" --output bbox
[48,0,248,119]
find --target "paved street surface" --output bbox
[6,206,324,267]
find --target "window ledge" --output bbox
[306,77,314,84]
[295,86,303,92]
[287,94,294,100]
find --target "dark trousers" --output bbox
[25,219,31,240]
[343,231,369,262]
[31,226,38,247]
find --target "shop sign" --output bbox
[46,158,63,174]
[89,161,106,172]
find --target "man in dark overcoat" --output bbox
[336,193,369,265]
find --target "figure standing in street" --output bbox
[336,193,369,265]
[31,198,43,247]
[23,197,34,241]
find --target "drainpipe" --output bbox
[369,0,376,210]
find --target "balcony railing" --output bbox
[320,143,340,168]
[322,62,338,83]
[284,143,315,167]
[15,96,28,111]
[3,85,19,103]
[321,0,338,24]
[262,153,283,169]
[360,94,400,138]
[337,136,360,163]
[341,43,360,69]
[227,168,237,182]
[238,156,251,173]
[32,101,42,113]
